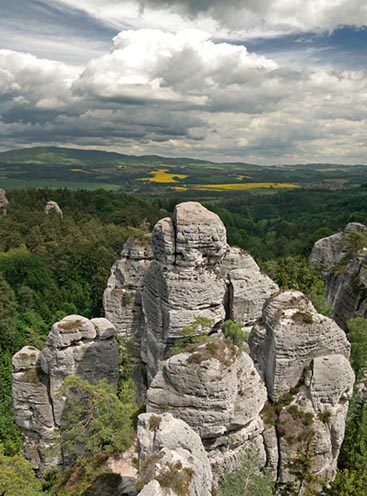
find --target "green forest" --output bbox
[1,186,367,494]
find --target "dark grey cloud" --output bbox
[139,0,269,16]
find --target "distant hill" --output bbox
[0,146,237,169]
[0,146,366,196]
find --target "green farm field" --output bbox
[1,146,366,199]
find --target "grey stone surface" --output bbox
[249,290,351,402]
[325,248,367,328]
[0,188,9,216]
[104,236,154,342]
[103,202,277,383]
[137,413,212,496]
[223,246,279,324]
[12,346,60,472]
[12,317,119,474]
[250,291,355,493]
[142,202,278,381]
[147,343,267,480]
[44,200,63,217]
[137,480,165,496]
[309,222,367,327]
[309,222,367,274]
[277,382,353,492]
[173,201,227,267]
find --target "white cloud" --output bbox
[74,29,277,109]
[0,29,366,163]
[0,49,79,106]
[55,0,367,38]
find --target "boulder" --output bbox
[0,188,9,216]
[137,413,212,496]
[147,341,267,480]
[44,200,63,217]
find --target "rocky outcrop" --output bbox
[104,202,277,383]
[12,315,118,474]
[146,341,267,481]
[250,291,351,402]
[0,188,9,216]
[137,413,213,496]
[309,222,366,274]
[44,200,63,217]
[309,222,367,327]
[249,291,355,493]
[142,202,278,381]
[104,236,154,343]
[12,346,60,473]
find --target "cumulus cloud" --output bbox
[74,29,277,110]
[0,28,366,163]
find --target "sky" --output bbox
[0,0,366,164]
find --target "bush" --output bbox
[0,445,43,496]
[218,446,274,496]
[59,376,134,462]
[223,320,249,346]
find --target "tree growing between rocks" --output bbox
[218,446,273,496]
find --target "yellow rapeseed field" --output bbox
[193,183,299,191]
[138,169,188,183]
[171,186,188,191]
[236,175,252,180]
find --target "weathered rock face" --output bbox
[310,222,367,274]
[309,222,367,327]
[137,412,213,496]
[146,341,267,480]
[12,346,60,473]
[12,316,119,474]
[104,236,154,342]
[142,202,278,381]
[249,291,355,493]
[104,202,277,383]
[249,291,351,402]
[44,200,63,217]
[0,188,9,216]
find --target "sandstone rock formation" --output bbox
[104,235,154,342]
[137,412,213,496]
[146,341,267,480]
[12,201,357,494]
[44,200,63,217]
[0,188,9,216]
[309,222,367,274]
[142,201,278,381]
[249,290,355,493]
[104,202,277,383]
[309,222,367,327]
[12,315,118,474]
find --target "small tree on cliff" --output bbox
[59,376,134,462]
